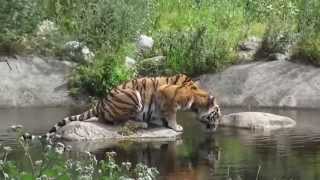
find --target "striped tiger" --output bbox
[23,74,220,140]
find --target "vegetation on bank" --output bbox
[1,127,158,179]
[0,0,319,96]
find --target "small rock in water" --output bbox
[220,112,296,130]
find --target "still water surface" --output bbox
[1,107,320,180]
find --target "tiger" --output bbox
[23,74,221,140]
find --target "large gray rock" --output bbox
[199,60,320,108]
[0,56,85,107]
[59,121,182,141]
[221,112,296,130]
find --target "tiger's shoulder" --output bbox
[156,81,208,110]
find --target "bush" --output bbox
[257,22,297,58]
[70,52,134,97]
[47,0,155,52]
[147,27,236,76]
[0,0,43,55]
[291,0,320,65]
[292,33,320,66]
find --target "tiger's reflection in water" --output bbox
[90,135,221,180]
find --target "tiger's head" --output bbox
[186,84,222,131]
[192,95,221,131]
[159,82,222,131]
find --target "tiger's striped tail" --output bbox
[22,106,99,140]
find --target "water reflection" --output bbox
[1,107,320,179]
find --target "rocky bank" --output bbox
[0,56,84,107]
[199,60,320,109]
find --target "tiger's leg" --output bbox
[164,111,183,132]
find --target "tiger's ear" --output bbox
[194,79,201,87]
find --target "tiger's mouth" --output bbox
[199,111,220,131]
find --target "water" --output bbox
[1,107,320,180]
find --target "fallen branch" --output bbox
[0,56,13,71]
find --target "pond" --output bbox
[1,107,320,180]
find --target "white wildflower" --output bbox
[35,160,43,166]
[55,147,64,154]
[37,20,58,36]
[106,151,117,159]
[64,41,81,49]
[3,146,12,153]
[56,142,65,148]
[82,46,94,62]
[3,172,8,179]
[39,174,48,180]
[122,162,132,170]
[54,142,65,154]
[10,124,23,131]
[119,177,134,180]
[64,41,94,62]
[85,151,91,156]
[46,144,52,150]
[81,46,90,55]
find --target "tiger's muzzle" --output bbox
[199,109,221,132]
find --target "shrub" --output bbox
[48,0,156,51]
[257,22,297,58]
[292,33,320,66]
[291,0,320,65]
[0,0,43,55]
[141,26,236,76]
[69,52,134,97]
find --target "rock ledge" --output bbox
[59,121,182,141]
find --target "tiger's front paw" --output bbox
[173,124,183,132]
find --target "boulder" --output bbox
[0,56,86,107]
[237,36,261,62]
[136,34,154,52]
[58,121,182,141]
[198,60,320,108]
[63,41,95,63]
[125,56,136,68]
[220,112,296,130]
[239,36,261,51]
